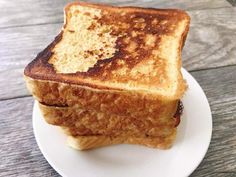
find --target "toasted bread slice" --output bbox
[38,101,178,150]
[25,77,180,116]
[24,2,189,150]
[38,102,177,137]
[24,1,190,101]
[67,132,177,150]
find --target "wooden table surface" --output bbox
[0,0,236,176]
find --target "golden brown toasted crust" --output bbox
[24,2,189,150]
[24,1,190,99]
[38,99,178,149]
[26,76,179,117]
[67,131,176,150]
[38,102,177,137]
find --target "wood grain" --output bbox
[227,0,236,6]
[0,65,236,176]
[0,97,59,177]
[0,0,236,176]
[0,7,235,100]
[0,23,61,71]
[190,66,236,176]
[0,0,231,28]
[183,7,236,71]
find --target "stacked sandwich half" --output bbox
[24,2,190,150]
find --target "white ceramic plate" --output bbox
[33,68,212,177]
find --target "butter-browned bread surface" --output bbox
[24,1,190,150]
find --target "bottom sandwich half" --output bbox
[38,102,180,150]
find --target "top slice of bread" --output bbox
[24,1,190,100]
